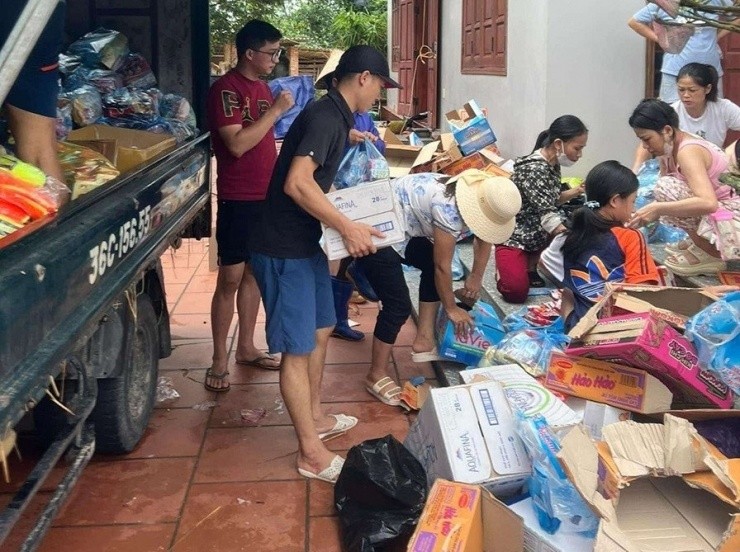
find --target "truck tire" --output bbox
[92,293,159,453]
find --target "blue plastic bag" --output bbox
[518,415,599,537]
[685,291,740,395]
[635,160,688,244]
[479,329,569,378]
[334,138,390,190]
[268,75,315,139]
[435,301,505,365]
[503,304,565,335]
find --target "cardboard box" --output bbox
[406,480,483,552]
[67,125,176,173]
[445,100,497,155]
[440,147,511,178]
[404,382,530,497]
[322,179,406,260]
[410,138,464,174]
[546,352,673,414]
[508,498,595,552]
[559,416,740,552]
[385,140,440,178]
[569,283,718,338]
[435,301,505,366]
[461,364,583,429]
[565,398,631,440]
[407,480,594,552]
[66,138,118,165]
[567,312,733,409]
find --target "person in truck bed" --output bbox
[205,19,294,392]
[0,0,66,181]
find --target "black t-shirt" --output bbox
[249,89,354,258]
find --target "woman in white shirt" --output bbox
[632,62,740,173]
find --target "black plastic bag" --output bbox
[335,435,427,552]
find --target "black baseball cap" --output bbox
[335,45,402,89]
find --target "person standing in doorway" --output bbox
[249,46,400,483]
[205,19,294,392]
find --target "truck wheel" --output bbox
[92,294,159,453]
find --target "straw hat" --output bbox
[315,49,344,89]
[453,169,521,244]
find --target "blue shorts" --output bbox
[250,252,336,355]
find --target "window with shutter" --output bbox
[462,0,507,76]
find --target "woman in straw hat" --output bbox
[354,169,521,406]
[496,115,588,303]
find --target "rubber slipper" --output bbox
[236,354,280,370]
[318,414,358,440]
[411,348,446,363]
[297,455,345,484]
[204,368,230,393]
[365,376,402,406]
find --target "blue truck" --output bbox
[0,1,212,549]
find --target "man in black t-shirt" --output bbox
[249,46,400,483]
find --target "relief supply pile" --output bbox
[400,281,738,551]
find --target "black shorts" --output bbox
[216,199,262,266]
[3,1,65,118]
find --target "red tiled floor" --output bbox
[155,369,218,409]
[161,341,217,371]
[5,239,429,552]
[308,480,336,517]
[54,458,195,526]
[173,481,306,552]
[194,426,301,484]
[38,524,176,552]
[208,383,291,428]
[123,408,209,459]
[308,516,343,552]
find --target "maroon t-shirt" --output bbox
[207,70,277,200]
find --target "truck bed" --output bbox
[0,133,211,433]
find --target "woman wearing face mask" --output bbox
[631,63,740,173]
[495,115,588,303]
[629,98,740,275]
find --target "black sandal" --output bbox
[204,368,230,393]
[528,271,546,288]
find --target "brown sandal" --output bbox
[204,368,230,393]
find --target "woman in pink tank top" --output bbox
[628,99,740,276]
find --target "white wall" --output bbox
[545,0,646,175]
[439,0,549,160]
[431,0,647,173]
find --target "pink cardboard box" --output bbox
[566,312,733,409]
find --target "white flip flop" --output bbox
[318,414,358,440]
[297,455,345,484]
[410,347,446,363]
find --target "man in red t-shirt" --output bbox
[205,19,294,392]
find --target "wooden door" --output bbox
[720,34,740,146]
[422,0,440,127]
[396,0,416,117]
[392,0,440,125]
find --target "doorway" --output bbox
[393,0,440,127]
